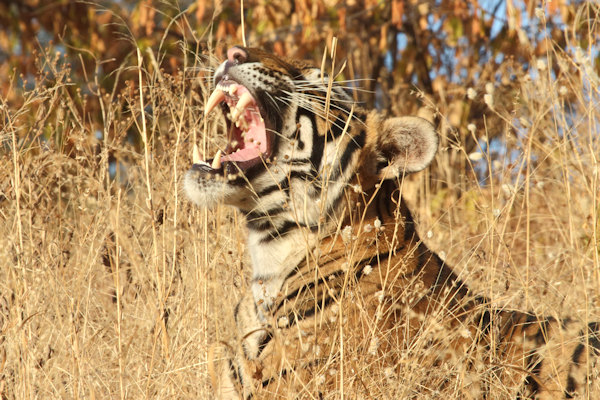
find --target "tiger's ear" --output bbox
[376,116,438,179]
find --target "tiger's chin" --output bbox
[184,164,244,209]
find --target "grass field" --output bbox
[1,15,599,400]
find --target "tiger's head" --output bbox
[184,46,438,232]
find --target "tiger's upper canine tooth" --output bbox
[193,143,201,164]
[211,149,222,169]
[231,92,254,122]
[205,89,226,116]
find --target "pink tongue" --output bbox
[222,147,261,162]
[220,105,267,163]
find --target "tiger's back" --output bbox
[185,46,600,399]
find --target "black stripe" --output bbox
[275,251,392,323]
[525,313,538,325]
[523,337,543,386]
[530,358,543,375]
[277,270,345,311]
[373,181,398,226]
[256,331,274,357]
[373,192,386,228]
[336,129,367,178]
[404,246,436,279]
[278,264,303,287]
[522,355,543,398]
[257,179,290,197]
[246,207,288,231]
[571,343,585,365]
[246,219,276,231]
[238,165,266,184]
[329,129,365,181]
[275,269,346,316]
[403,205,417,241]
[353,110,366,122]
[297,109,324,175]
[250,170,315,203]
[478,309,493,336]
[282,157,311,166]
[259,219,315,243]
[288,169,316,182]
[228,359,243,387]
[233,301,241,325]
[565,376,576,398]
[254,232,274,244]
[327,111,352,139]
[247,207,286,221]
[286,292,337,325]
[503,311,521,336]
[275,220,299,236]
[353,250,392,281]
[523,374,540,396]
[588,322,600,352]
[284,250,392,325]
[260,367,290,389]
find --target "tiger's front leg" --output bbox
[210,344,242,400]
[214,290,327,399]
[212,291,276,399]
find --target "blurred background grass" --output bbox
[0,0,598,398]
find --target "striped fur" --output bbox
[185,47,599,399]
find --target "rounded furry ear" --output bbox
[377,116,438,179]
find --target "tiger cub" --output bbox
[184,46,599,399]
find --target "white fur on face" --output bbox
[183,169,238,208]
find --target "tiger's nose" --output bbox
[214,46,248,84]
[227,47,247,64]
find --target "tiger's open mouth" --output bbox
[193,80,271,176]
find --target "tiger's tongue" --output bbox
[222,143,261,162]
[222,109,266,163]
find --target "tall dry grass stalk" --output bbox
[0,9,599,400]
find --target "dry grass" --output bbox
[1,15,599,400]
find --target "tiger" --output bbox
[184,46,600,399]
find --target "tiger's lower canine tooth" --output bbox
[212,149,222,169]
[205,89,226,116]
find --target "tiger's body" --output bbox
[184,46,599,399]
